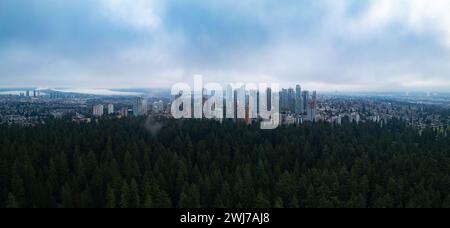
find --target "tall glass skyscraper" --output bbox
[133,97,143,117]
[295,85,303,114]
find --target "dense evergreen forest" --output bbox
[0,118,449,208]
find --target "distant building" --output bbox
[133,97,144,117]
[332,115,342,125]
[234,86,246,119]
[266,87,272,111]
[295,85,303,114]
[119,108,129,117]
[93,104,104,117]
[308,91,317,121]
[73,113,91,123]
[302,91,309,114]
[280,89,288,112]
[281,113,299,125]
[50,91,62,99]
[249,90,258,119]
[107,104,114,115]
[288,88,295,112]
[350,112,361,123]
[152,100,164,113]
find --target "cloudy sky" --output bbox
[1,0,450,92]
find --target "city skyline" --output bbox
[1,0,450,92]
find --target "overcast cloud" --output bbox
[0,0,449,92]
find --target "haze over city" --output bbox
[1,0,450,92]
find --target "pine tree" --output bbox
[255,192,271,208]
[120,182,130,209]
[373,194,395,208]
[129,179,140,208]
[274,197,284,208]
[178,184,201,208]
[143,194,153,208]
[61,183,73,208]
[106,186,116,208]
[442,195,450,208]
[10,174,24,208]
[156,190,172,208]
[6,193,18,208]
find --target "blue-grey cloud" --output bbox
[0,0,449,92]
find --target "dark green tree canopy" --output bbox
[0,118,449,208]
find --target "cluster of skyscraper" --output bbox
[92,84,318,125]
[279,85,317,123]
[172,84,317,125]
